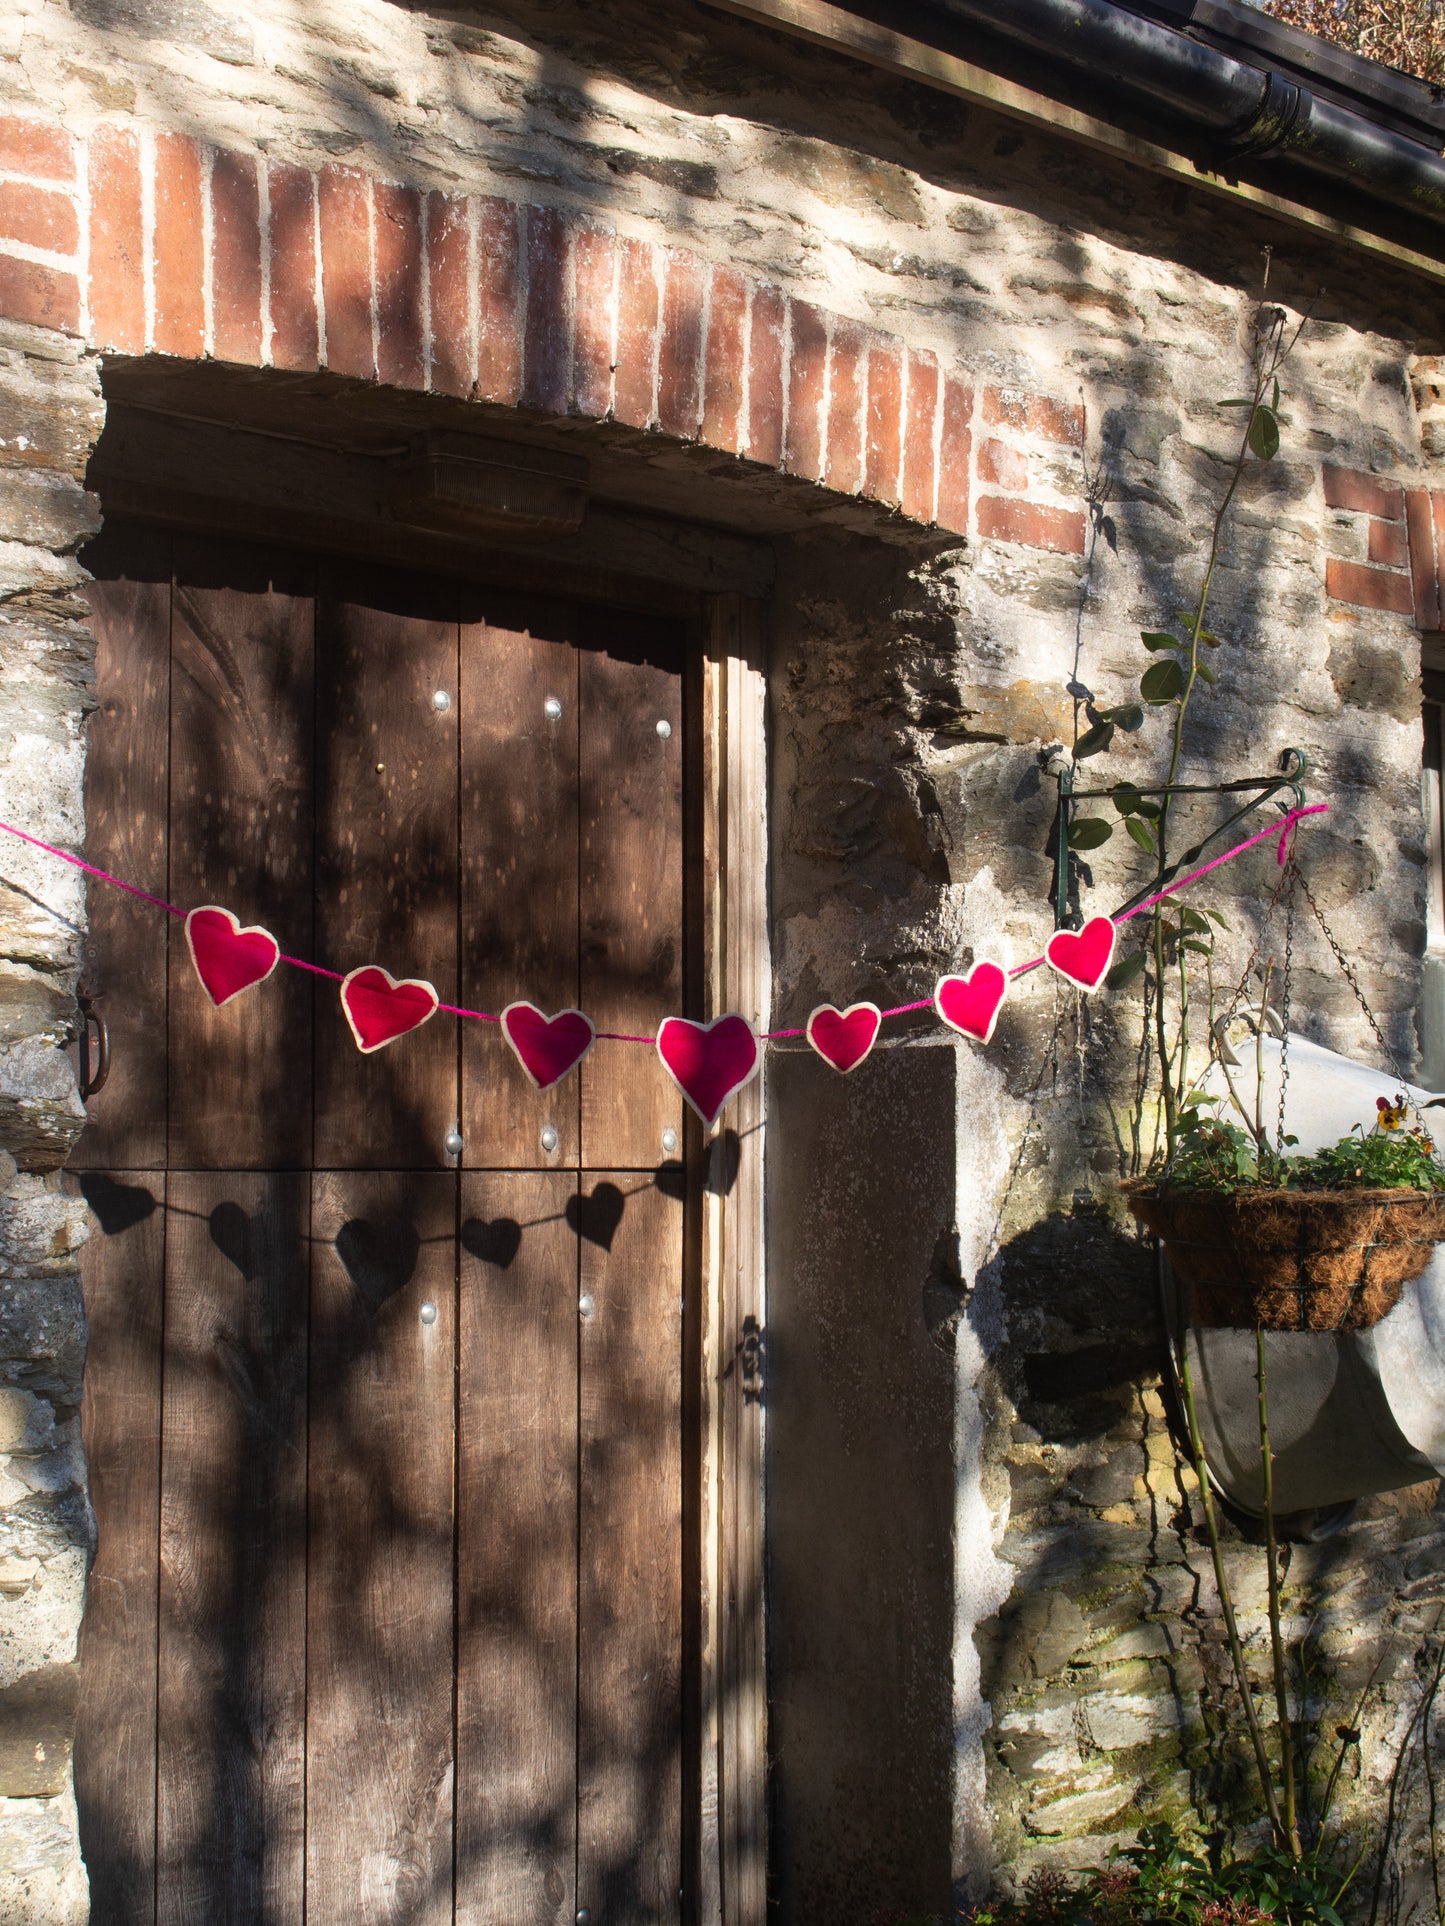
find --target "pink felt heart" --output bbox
[806,1002,881,1074]
[935,962,1009,1045]
[1045,916,1117,991]
[340,966,440,1054]
[656,1013,760,1126]
[501,1002,596,1090]
[185,905,281,1009]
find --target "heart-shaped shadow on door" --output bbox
[566,1182,626,1251]
[208,1201,260,1281]
[460,1217,522,1271]
[335,1218,420,1315]
[78,1172,158,1236]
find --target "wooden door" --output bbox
[72,522,691,1925]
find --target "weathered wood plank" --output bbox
[313,566,459,1169]
[579,610,685,1171]
[167,539,315,1169]
[155,1172,308,1924]
[456,1170,578,1920]
[578,1171,684,1923]
[72,523,172,1170]
[459,597,580,1170]
[74,1169,165,1925]
[305,1170,456,1926]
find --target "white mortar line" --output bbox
[258,156,274,369]
[0,236,77,272]
[366,174,378,378]
[200,144,215,360]
[420,184,433,394]
[465,191,478,396]
[311,167,325,368]
[139,125,155,353]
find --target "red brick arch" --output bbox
[0,109,1101,554]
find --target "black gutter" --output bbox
[903,0,1445,233]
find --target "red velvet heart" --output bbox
[185,905,281,1008]
[935,962,1009,1044]
[340,966,439,1053]
[657,1013,760,1126]
[501,1002,596,1090]
[1045,916,1117,991]
[806,1002,881,1074]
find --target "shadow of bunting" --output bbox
[70,523,688,1925]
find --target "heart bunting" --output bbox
[340,967,440,1054]
[1045,916,1117,992]
[657,1014,760,1126]
[935,962,1009,1045]
[806,1002,882,1074]
[501,1002,596,1090]
[185,906,281,1008]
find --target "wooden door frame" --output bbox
[77,438,772,1921]
[695,595,769,1926]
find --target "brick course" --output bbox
[1324,462,1405,520]
[983,383,1083,447]
[1325,556,1415,615]
[0,112,1382,564]
[0,181,78,258]
[210,150,262,366]
[977,495,1086,556]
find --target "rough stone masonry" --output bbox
[0,0,1444,1917]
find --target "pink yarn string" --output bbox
[760,803,1329,1029]
[0,801,1329,1047]
[0,817,184,918]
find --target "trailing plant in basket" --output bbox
[1164,1097,1445,1196]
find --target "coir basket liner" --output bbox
[1123,1183,1445,1332]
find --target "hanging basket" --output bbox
[1122,1181,1445,1332]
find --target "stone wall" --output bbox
[1,0,1445,1919]
[0,313,99,1923]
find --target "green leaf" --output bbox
[1203,908,1231,929]
[1141,658,1185,703]
[1067,815,1113,851]
[1111,783,1143,817]
[1248,403,1280,459]
[1180,1089,1217,1109]
[1073,720,1115,760]
[1140,630,1181,652]
[1124,814,1157,854]
[1181,938,1213,954]
[1195,660,1217,685]
[1177,907,1211,933]
[1106,703,1144,732]
[1272,374,1280,411]
[1105,950,1147,990]
[1133,796,1161,818]
[1218,397,1253,407]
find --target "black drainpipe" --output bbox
[908,0,1445,232]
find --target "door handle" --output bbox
[77,992,110,1099]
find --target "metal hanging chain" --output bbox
[1292,862,1414,1091]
